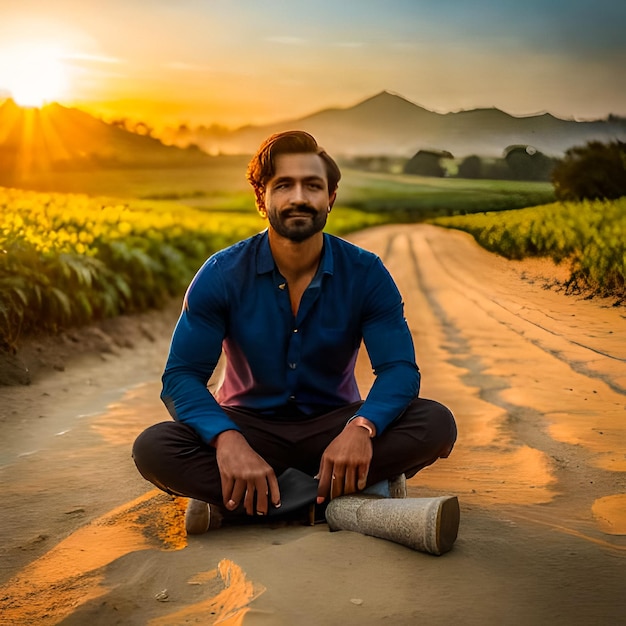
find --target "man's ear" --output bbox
[328,190,337,209]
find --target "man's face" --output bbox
[263,153,336,243]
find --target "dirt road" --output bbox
[1,224,624,625]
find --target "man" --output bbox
[133,130,456,533]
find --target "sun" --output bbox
[0,43,69,107]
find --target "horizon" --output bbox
[0,1,625,129]
[0,90,623,135]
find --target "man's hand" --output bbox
[316,420,374,504]
[214,430,280,515]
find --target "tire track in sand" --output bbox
[350,223,626,541]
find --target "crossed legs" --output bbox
[132,398,456,507]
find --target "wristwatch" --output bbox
[348,416,376,438]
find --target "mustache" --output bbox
[283,204,317,218]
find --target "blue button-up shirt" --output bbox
[161,230,420,444]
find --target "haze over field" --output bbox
[0,0,625,129]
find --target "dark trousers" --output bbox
[132,398,456,506]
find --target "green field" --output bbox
[2,161,622,351]
[335,169,554,216]
[11,157,555,217]
[0,184,390,350]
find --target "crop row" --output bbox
[430,198,625,300]
[0,187,389,349]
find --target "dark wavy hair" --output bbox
[246,130,341,211]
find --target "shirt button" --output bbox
[289,363,297,369]
[289,395,296,400]
[293,328,298,333]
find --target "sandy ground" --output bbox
[0,224,624,626]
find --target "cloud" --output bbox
[66,53,124,65]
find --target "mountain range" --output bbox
[1,92,625,184]
[166,91,626,158]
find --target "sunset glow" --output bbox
[0,44,68,108]
[0,1,624,127]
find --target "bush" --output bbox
[552,141,626,201]
[430,198,625,300]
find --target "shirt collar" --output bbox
[256,230,334,276]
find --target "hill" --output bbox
[164,91,626,158]
[0,99,211,186]
[2,93,625,179]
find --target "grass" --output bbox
[9,157,555,218]
[430,198,625,301]
[338,169,555,217]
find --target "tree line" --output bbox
[348,140,626,202]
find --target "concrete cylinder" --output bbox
[325,495,460,556]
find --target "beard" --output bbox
[266,204,328,242]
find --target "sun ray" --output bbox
[0,100,80,184]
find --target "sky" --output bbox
[0,0,625,129]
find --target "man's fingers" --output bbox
[243,482,257,515]
[320,462,365,501]
[316,462,332,504]
[330,472,343,500]
[214,432,277,514]
[229,476,278,515]
[228,480,247,511]
[221,476,236,510]
[343,466,357,496]
[357,464,369,491]
[267,471,281,510]
[330,467,348,500]
[322,463,370,501]
[254,477,270,515]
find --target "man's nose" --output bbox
[289,183,306,204]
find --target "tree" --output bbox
[552,140,626,201]
[403,150,453,177]
[458,155,482,179]
[504,145,556,181]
